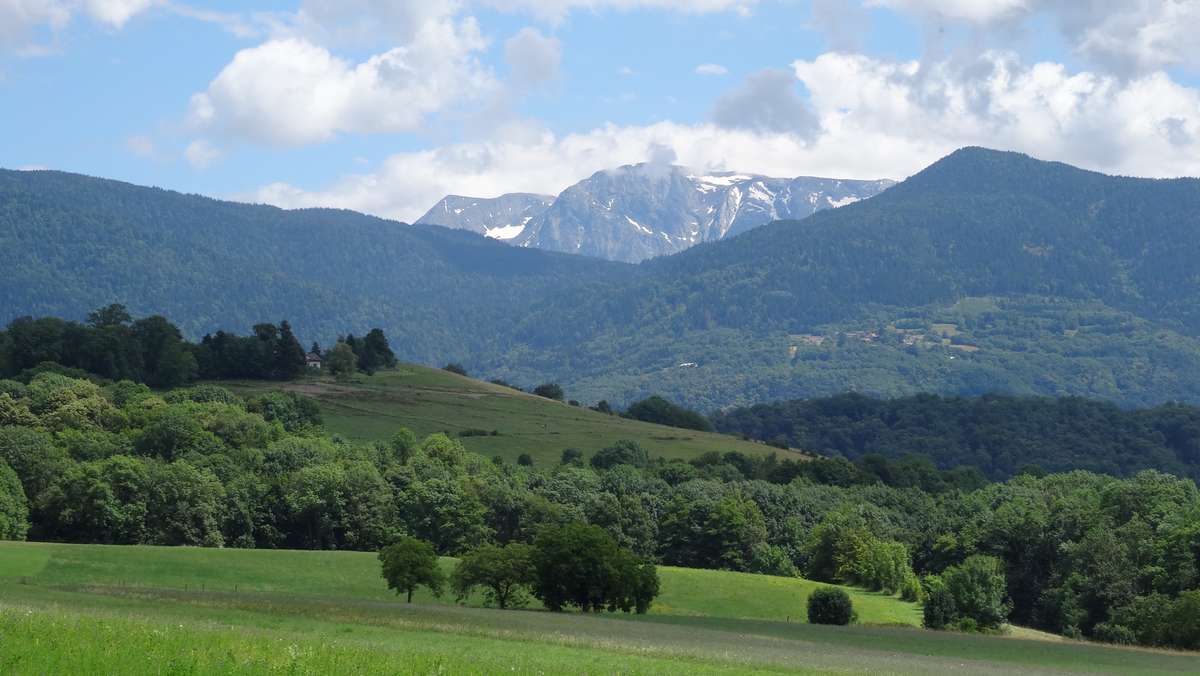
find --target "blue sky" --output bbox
[2,1,1198,221]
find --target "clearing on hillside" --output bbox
[223,365,799,465]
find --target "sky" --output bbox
[2,0,1199,222]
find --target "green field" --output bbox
[223,365,797,465]
[3,542,1195,674]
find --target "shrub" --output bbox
[443,363,468,377]
[807,587,854,625]
[532,383,564,401]
[923,586,957,630]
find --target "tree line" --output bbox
[713,392,1200,482]
[1,372,1198,649]
[0,306,396,387]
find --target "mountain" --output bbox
[417,193,553,241]
[420,164,894,263]
[0,168,624,364]
[5,149,1200,412]
[475,148,1200,409]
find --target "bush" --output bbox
[808,587,854,625]
[0,459,29,540]
[589,440,649,470]
[943,555,1010,630]
[923,587,957,629]
[1094,623,1137,645]
[533,383,564,401]
[443,363,468,377]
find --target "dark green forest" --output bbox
[1,371,1198,649]
[714,393,1200,482]
[5,148,1200,409]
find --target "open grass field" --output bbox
[3,542,1196,675]
[221,365,796,465]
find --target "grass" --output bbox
[221,364,797,465]
[3,542,1196,675]
[0,542,918,625]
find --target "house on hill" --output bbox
[305,352,323,369]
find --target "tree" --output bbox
[590,440,649,470]
[624,395,713,432]
[274,320,307,380]
[379,536,446,603]
[0,459,29,540]
[943,555,1010,630]
[517,453,534,467]
[326,342,357,379]
[357,329,397,375]
[443,363,468,376]
[451,543,534,609]
[533,383,564,401]
[87,304,132,328]
[808,587,854,625]
[923,582,957,629]
[532,523,636,612]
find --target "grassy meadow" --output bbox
[3,542,1197,675]
[222,365,795,465]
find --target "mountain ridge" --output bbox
[418,163,894,262]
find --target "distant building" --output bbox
[305,352,323,369]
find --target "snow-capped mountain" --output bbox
[419,165,894,262]
[417,193,554,241]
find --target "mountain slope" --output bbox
[5,149,1200,411]
[416,193,553,240]
[419,164,893,263]
[476,148,1200,408]
[0,169,625,363]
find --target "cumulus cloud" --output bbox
[712,68,820,138]
[183,139,220,169]
[125,134,155,158]
[867,0,1200,75]
[246,49,1200,222]
[791,51,1200,176]
[484,1,758,24]
[0,0,156,51]
[187,20,494,146]
[505,27,561,88]
[695,63,728,76]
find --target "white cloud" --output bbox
[83,0,157,28]
[188,21,494,146]
[247,49,1200,223]
[0,0,156,51]
[483,1,757,24]
[505,27,561,88]
[183,139,220,169]
[867,0,1027,24]
[125,134,155,158]
[695,63,728,76]
[866,0,1200,75]
[791,51,1200,177]
[243,121,886,222]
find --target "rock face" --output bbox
[419,165,894,262]
[417,193,554,241]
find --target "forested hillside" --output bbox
[0,169,624,364]
[714,393,1200,482]
[5,149,1200,409]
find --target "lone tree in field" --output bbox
[379,536,445,603]
[531,523,659,614]
[451,543,535,609]
[807,587,854,625]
